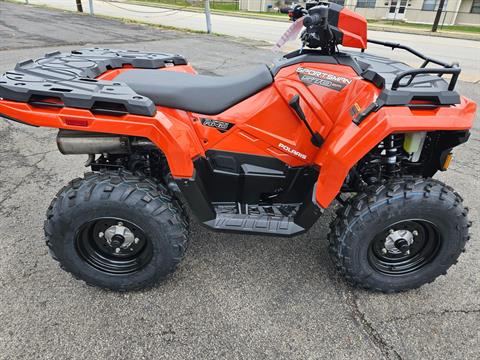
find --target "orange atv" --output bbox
[0,2,476,292]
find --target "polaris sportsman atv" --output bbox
[0,1,476,292]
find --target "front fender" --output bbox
[313,96,477,208]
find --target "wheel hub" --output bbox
[384,229,415,255]
[103,222,135,250]
[369,220,442,276]
[76,218,152,275]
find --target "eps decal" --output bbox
[296,67,352,91]
[200,118,234,133]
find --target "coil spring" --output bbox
[384,134,405,176]
[358,134,406,186]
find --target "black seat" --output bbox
[115,65,273,115]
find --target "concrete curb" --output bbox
[368,25,480,41]
[123,0,291,22]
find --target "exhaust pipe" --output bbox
[56,130,155,155]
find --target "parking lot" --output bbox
[0,2,479,359]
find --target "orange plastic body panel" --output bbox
[96,64,197,80]
[196,62,374,170]
[0,62,476,209]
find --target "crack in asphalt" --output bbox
[0,42,89,52]
[21,150,57,158]
[321,227,404,360]
[380,308,480,323]
[0,154,47,207]
[0,37,192,52]
[213,57,231,71]
[342,290,480,360]
[344,290,403,360]
[0,123,57,213]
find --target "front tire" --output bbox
[44,171,189,291]
[328,178,471,293]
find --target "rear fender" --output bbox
[0,100,203,178]
[313,97,477,208]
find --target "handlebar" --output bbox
[303,14,322,27]
[305,4,329,27]
[281,4,307,21]
[280,2,334,52]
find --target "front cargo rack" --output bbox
[0,48,188,117]
[351,39,462,125]
[367,39,461,92]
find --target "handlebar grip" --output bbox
[303,14,322,27]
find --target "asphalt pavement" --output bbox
[0,2,479,359]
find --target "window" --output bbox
[422,0,447,11]
[472,0,480,13]
[357,0,376,8]
[330,0,346,5]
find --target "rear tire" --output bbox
[328,178,471,293]
[44,170,189,291]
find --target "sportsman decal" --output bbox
[296,67,352,91]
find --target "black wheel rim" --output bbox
[75,218,153,275]
[368,219,442,276]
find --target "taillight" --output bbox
[64,117,89,127]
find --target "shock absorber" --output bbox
[384,134,405,176]
[385,135,397,174]
[354,134,407,189]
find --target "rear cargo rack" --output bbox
[0,48,188,117]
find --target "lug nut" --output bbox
[389,229,394,234]
[115,248,121,254]
[412,230,419,236]
[118,222,123,226]
[98,232,104,238]
[382,248,387,254]
[134,238,140,244]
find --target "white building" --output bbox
[238,0,480,26]
[351,0,479,26]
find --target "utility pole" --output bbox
[88,0,94,15]
[76,0,84,13]
[431,0,446,32]
[205,0,212,34]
